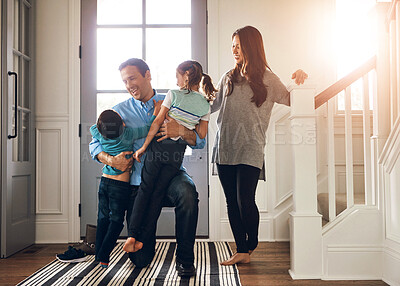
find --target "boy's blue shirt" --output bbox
[89,91,206,186]
[90,115,156,175]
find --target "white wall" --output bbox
[380,106,400,286]
[207,0,337,241]
[35,0,80,243]
[384,160,400,285]
[380,130,400,285]
[379,2,400,284]
[207,0,337,89]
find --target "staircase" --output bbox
[288,2,397,281]
[288,55,383,280]
[315,56,377,227]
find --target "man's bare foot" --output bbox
[123,237,136,253]
[134,240,143,251]
[220,253,250,265]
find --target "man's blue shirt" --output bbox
[89,91,206,186]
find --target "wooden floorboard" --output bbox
[0,244,67,286]
[0,242,389,286]
[232,242,388,286]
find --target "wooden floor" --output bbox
[0,242,388,286]
[232,242,388,286]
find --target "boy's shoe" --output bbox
[100,262,109,268]
[56,246,88,263]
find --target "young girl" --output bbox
[89,100,161,268]
[123,60,216,252]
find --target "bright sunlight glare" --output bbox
[335,0,376,110]
[335,0,376,77]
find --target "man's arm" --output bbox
[89,137,133,171]
[156,115,206,149]
[97,151,133,172]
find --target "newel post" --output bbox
[288,84,322,279]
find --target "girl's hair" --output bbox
[227,26,272,107]
[97,109,124,139]
[177,60,217,102]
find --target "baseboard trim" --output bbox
[321,276,383,281]
[383,245,400,286]
[383,278,400,286]
[288,270,321,280]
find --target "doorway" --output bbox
[80,0,209,237]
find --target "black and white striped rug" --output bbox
[17,241,241,286]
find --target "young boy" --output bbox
[90,100,161,268]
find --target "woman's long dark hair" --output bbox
[227,26,271,107]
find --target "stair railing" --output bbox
[315,56,377,223]
[288,56,377,278]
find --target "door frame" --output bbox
[79,0,209,238]
[68,0,82,243]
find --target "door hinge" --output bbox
[78,123,82,137]
[79,203,81,217]
[79,45,82,59]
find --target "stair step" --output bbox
[317,193,365,222]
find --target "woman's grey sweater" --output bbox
[211,70,290,170]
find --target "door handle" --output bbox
[8,71,18,139]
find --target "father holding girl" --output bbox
[89,58,204,277]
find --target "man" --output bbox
[89,58,205,277]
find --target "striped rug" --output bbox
[17,241,241,286]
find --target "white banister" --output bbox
[288,84,322,279]
[327,99,336,221]
[362,74,373,206]
[371,70,379,207]
[344,86,355,208]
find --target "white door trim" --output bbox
[69,0,81,243]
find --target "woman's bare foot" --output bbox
[123,237,136,252]
[220,253,250,265]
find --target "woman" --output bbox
[211,26,307,265]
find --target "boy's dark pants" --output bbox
[95,177,131,263]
